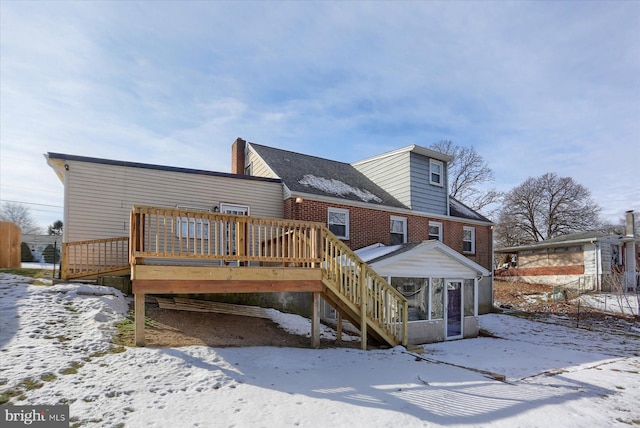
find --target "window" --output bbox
[220,203,250,216]
[391,277,428,321]
[177,218,210,239]
[175,206,211,239]
[328,207,349,239]
[463,226,475,254]
[429,159,443,186]
[428,221,442,241]
[430,278,444,319]
[390,216,407,245]
[463,279,475,316]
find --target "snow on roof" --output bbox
[354,243,402,262]
[449,197,487,221]
[298,174,383,203]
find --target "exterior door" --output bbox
[219,204,250,264]
[446,280,463,339]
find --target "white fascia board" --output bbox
[44,154,66,183]
[351,144,454,165]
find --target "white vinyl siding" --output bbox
[61,160,283,242]
[246,145,279,179]
[352,151,412,207]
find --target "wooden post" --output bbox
[311,292,320,348]
[135,291,145,346]
[336,312,343,344]
[360,265,367,350]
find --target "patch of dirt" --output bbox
[494,280,640,334]
[118,302,362,349]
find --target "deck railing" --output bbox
[130,205,322,266]
[62,237,129,280]
[321,229,408,345]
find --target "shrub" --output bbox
[21,242,34,262]
[42,244,61,264]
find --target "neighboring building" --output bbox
[234,138,494,342]
[495,211,639,291]
[22,234,61,263]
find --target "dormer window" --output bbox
[429,159,443,186]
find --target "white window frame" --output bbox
[428,221,442,241]
[220,203,250,216]
[463,226,475,254]
[175,205,211,239]
[390,216,407,244]
[429,159,444,186]
[328,207,349,240]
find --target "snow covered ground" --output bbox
[1,272,639,427]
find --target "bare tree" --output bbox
[496,172,601,246]
[0,202,43,234]
[429,140,502,213]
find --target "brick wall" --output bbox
[495,265,585,277]
[285,197,493,271]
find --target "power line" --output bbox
[0,199,63,208]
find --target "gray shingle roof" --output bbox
[249,143,406,208]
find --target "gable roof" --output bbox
[248,143,405,207]
[449,197,491,223]
[495,231,627,253]
[356,241,490,277]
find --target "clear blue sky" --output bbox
[1,1,638,230]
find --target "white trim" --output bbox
[352,144,453,165]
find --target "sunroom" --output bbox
[355,240,490,345]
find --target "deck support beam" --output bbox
[311,292,320,348]
[135,292,145,347]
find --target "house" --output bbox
[495,211,639,291]
[45,138,494,346]
[237,141,493,294]
[22,234,61,263]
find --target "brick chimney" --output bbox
[231,137,246,174]
[625,210,636,237]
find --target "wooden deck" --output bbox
[64,206,409,350]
